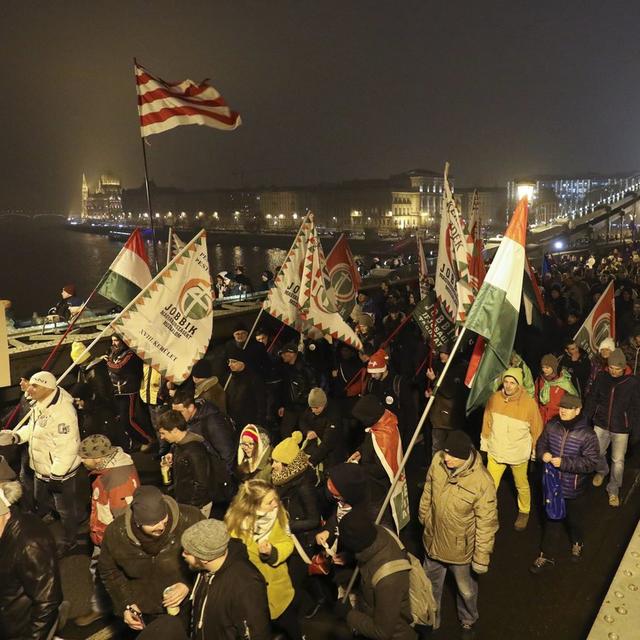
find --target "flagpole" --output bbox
[343,325,469,600]
[133,57,159,275]
[166,225,173,266]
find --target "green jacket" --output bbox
[418,450,498,569]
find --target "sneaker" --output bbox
[74,610,106,627]
[571,542,584,562]
[514,512,529,531]
[608,494,620,507]
[593,473,605,487]
[530,553,555,574]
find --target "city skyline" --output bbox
[2,1,640,213]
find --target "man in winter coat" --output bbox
[531,395,599,573]
[98,485,203,631]
[157,410,212,517]
[1,370,82,555]
[419,430,498,635]
[621,328,640,375]
[191,359,226,413]
[336,508,416,640]
[181,519,271,640]
[481,367,543,531]
[534,354,578,424]
[298,387,347,470]
[558,340,592,396]
[0,482,65,640]
[74,435,140,627]
[584,348,640,507]
[278,343,318,438]
[225,345,267,430]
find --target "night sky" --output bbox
[2,0,640,213]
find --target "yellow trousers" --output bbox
[487,456,530,514]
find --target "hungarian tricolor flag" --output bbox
[465,197,529,414]
[98,229,152,309]
[573,280,615,357]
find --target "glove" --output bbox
[333,599,352,620]
[48,479,65,493]
[471,560,488,575]
[0,431,18,446]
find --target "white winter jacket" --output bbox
[16,387,81,480]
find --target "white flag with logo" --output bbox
[112,230,213,384]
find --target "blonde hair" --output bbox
[224,479,288,541]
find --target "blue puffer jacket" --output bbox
[536,415,600,499]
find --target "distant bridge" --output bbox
[0,213,67,220]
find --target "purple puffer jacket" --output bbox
[536,415,600,499]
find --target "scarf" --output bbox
[132,510,174,556]
[538,369,576,405]
[271,450,310,487]
[251,509,279,543]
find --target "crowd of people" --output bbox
[0,244,639,640]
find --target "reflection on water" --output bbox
[0,217,290,320]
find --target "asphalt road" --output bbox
[49,443,640,640]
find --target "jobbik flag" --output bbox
[299,223,363,351]
[112,230,213,384]
[465,198,529,414]
[167,227,185,264]
[325,233,361,318]
[98,228,152,309]
[135,62,241,137]
[573,280,615,357]
[412,290,456,349]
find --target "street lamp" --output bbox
[516,181,535,203]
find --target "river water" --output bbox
[1,217,293,320]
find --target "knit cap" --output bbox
[356,313,374,329]
[541,354,559,372]
[338,507,377,552]
[308,387,327,408]
[63,284,76,296]
[191,359,213,378]
[70,341,90,365]
[79,434,115,459]
[367,349,388,374]
[608,348,626,368]
[131,486,168,526]
[328,463,370,507]
[181,519,230,561]
[352,394,385,427]
[272,431,303,465]
[29,371,57,390]
[501,367,523,386]
[599,337,615,353]
[226,345,247,364]
[443,430,472,460]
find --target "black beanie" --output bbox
[329,463,370,507]
[339,507,377,552]
[443,430,472,460]
[131,486,168,526]
[226,344,247,364]
[352,394,385,427]
[191,359,213,378]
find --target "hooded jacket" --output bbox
[0,508,63,640]
[16,387,81,481]
[419,450,498,568]
[194,375,226,413]
[98,495,203,616]
[298,399,347,468]
[89,448,140,546]
[584,371,640,436]
[186,399,236,472]
[189,539,271,640]
[234,426,272,484]
[535,415,599,499]
[171,432,212,509]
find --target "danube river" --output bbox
[0,217,292,321]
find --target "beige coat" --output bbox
[418,450,498,568]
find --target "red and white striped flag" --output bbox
[135,62,242,137]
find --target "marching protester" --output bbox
[235,423,273,483]
[534,354,578,423]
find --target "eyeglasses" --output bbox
[240,441,256,449]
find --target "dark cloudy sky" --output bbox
[2,0,640,213]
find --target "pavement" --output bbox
[49,443,640,640]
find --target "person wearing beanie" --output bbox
[225,344,267,431]
[192,358,226,413]
[298,387,347,470]
[336,507,416,640]
[54,283,83,319]
[350,395,408,532]
[271,431,321,618]
[365,348,419,447]
[492,351,535,398]
[181,519,271,640]
[584,347,640,507]
[531,395,600,573]
[481,367,544,531]
[534,353,578,424]
[0,369,82,556]
[74,435,140,627]
[0,481,64,640]
[419,430,498,634]
[98,485,203,631]
[235,424,273,483]
[558,339,592,397]
[220,321,271,382]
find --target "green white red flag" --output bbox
[573,280,615,357]
[299,222,363,351]
[98,228,152,308]
[465,197,529,414]
[112,230,213,384]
